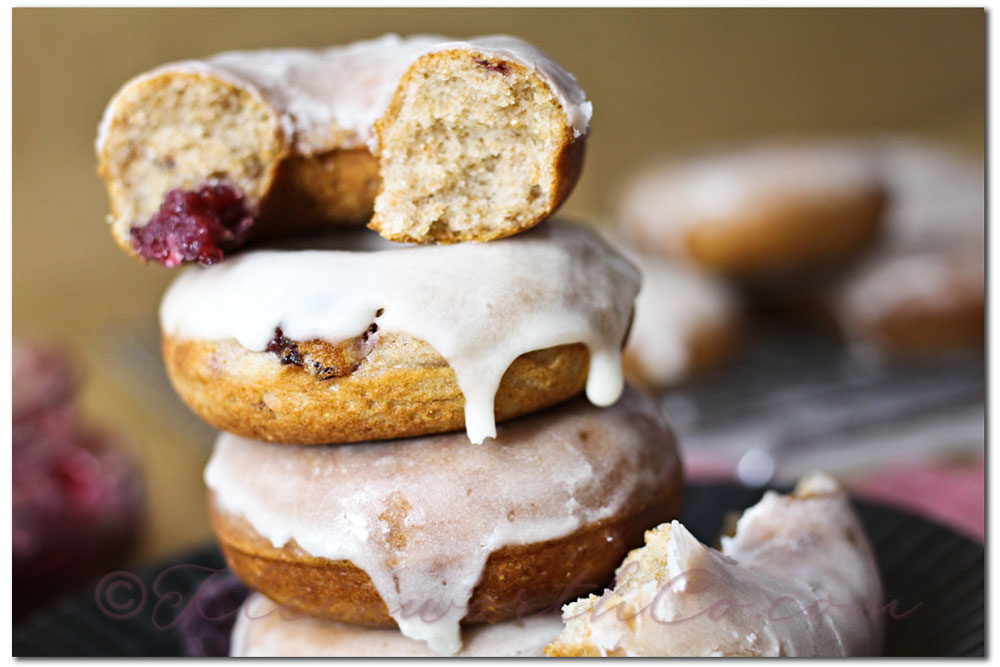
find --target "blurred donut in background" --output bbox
[615,139,886,280]
[13,342,145,618]
[824,138,984,359]
[622,252,743,388]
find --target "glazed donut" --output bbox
[873,137,984,251]
[97,34,590,265]
[621,251,742,387]
[828,248,984,358]
[546,473,883,657]
[230,593,563,657]
[159,221,639,445]
[823,138,984,357]
[616,140,886,278]
[204,387,683,655]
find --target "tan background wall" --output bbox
[12,8,985,560]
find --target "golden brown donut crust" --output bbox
[163,332,590,444]
[209,464,683,627]
[252,148,380,237]
[681,187,886,278]
[836,290,984,358]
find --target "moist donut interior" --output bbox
[373,51,569,243]
[100,72,282,262]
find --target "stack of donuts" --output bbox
[97,34,683,656]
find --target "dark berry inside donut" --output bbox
[265,328,304,367]
[474,57,509,75]
[130,183,253,267]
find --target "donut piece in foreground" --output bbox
[96,34,590,265]
[546,473,883,657]
[205,387,683,655]
[160,221,639,445]
[616,140,886,279]
[230,593,562,657]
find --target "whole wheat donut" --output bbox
[159,221,639,445]
[616,140,886,279]
[205,387,683,656]
[97,34,590,265]
[230,593,563,657]
[824,138,984,358]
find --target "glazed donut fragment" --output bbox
[370,38,588,243]
[546,473,884,657]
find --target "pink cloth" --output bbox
[850,458,984,542]
[683,455,985,542]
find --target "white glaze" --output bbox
[873,137,984,251]
[231,593,563,657]
[554,473,883,657]
[617,140,881,256]
[834,248,984,326]
[205,387,680,655]
[626,251,739,385]
[97,34,590,155]
[160,221,639,444]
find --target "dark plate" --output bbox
[12,483,984,657]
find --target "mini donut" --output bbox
[204,387,683,655]
[546,473,883,657]
[159,221,639,445]
[621,251,742,387]
[97,34,590,265]
[230,593,563,657]
[616,140,887,278]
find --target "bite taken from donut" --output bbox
[205,386,684,656]
[159,221,638,445]
[96,34,590,265]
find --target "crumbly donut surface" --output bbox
[163,332,590,444]
[97,35,590,259]
[371,48,584,243]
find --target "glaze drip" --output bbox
[160,221,639,444]
[205,388,679,655]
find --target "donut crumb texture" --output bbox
[371,51,582,243]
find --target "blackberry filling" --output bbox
[130,183,254,267]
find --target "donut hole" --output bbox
[99,72,283,260]
[373,51,571,242]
